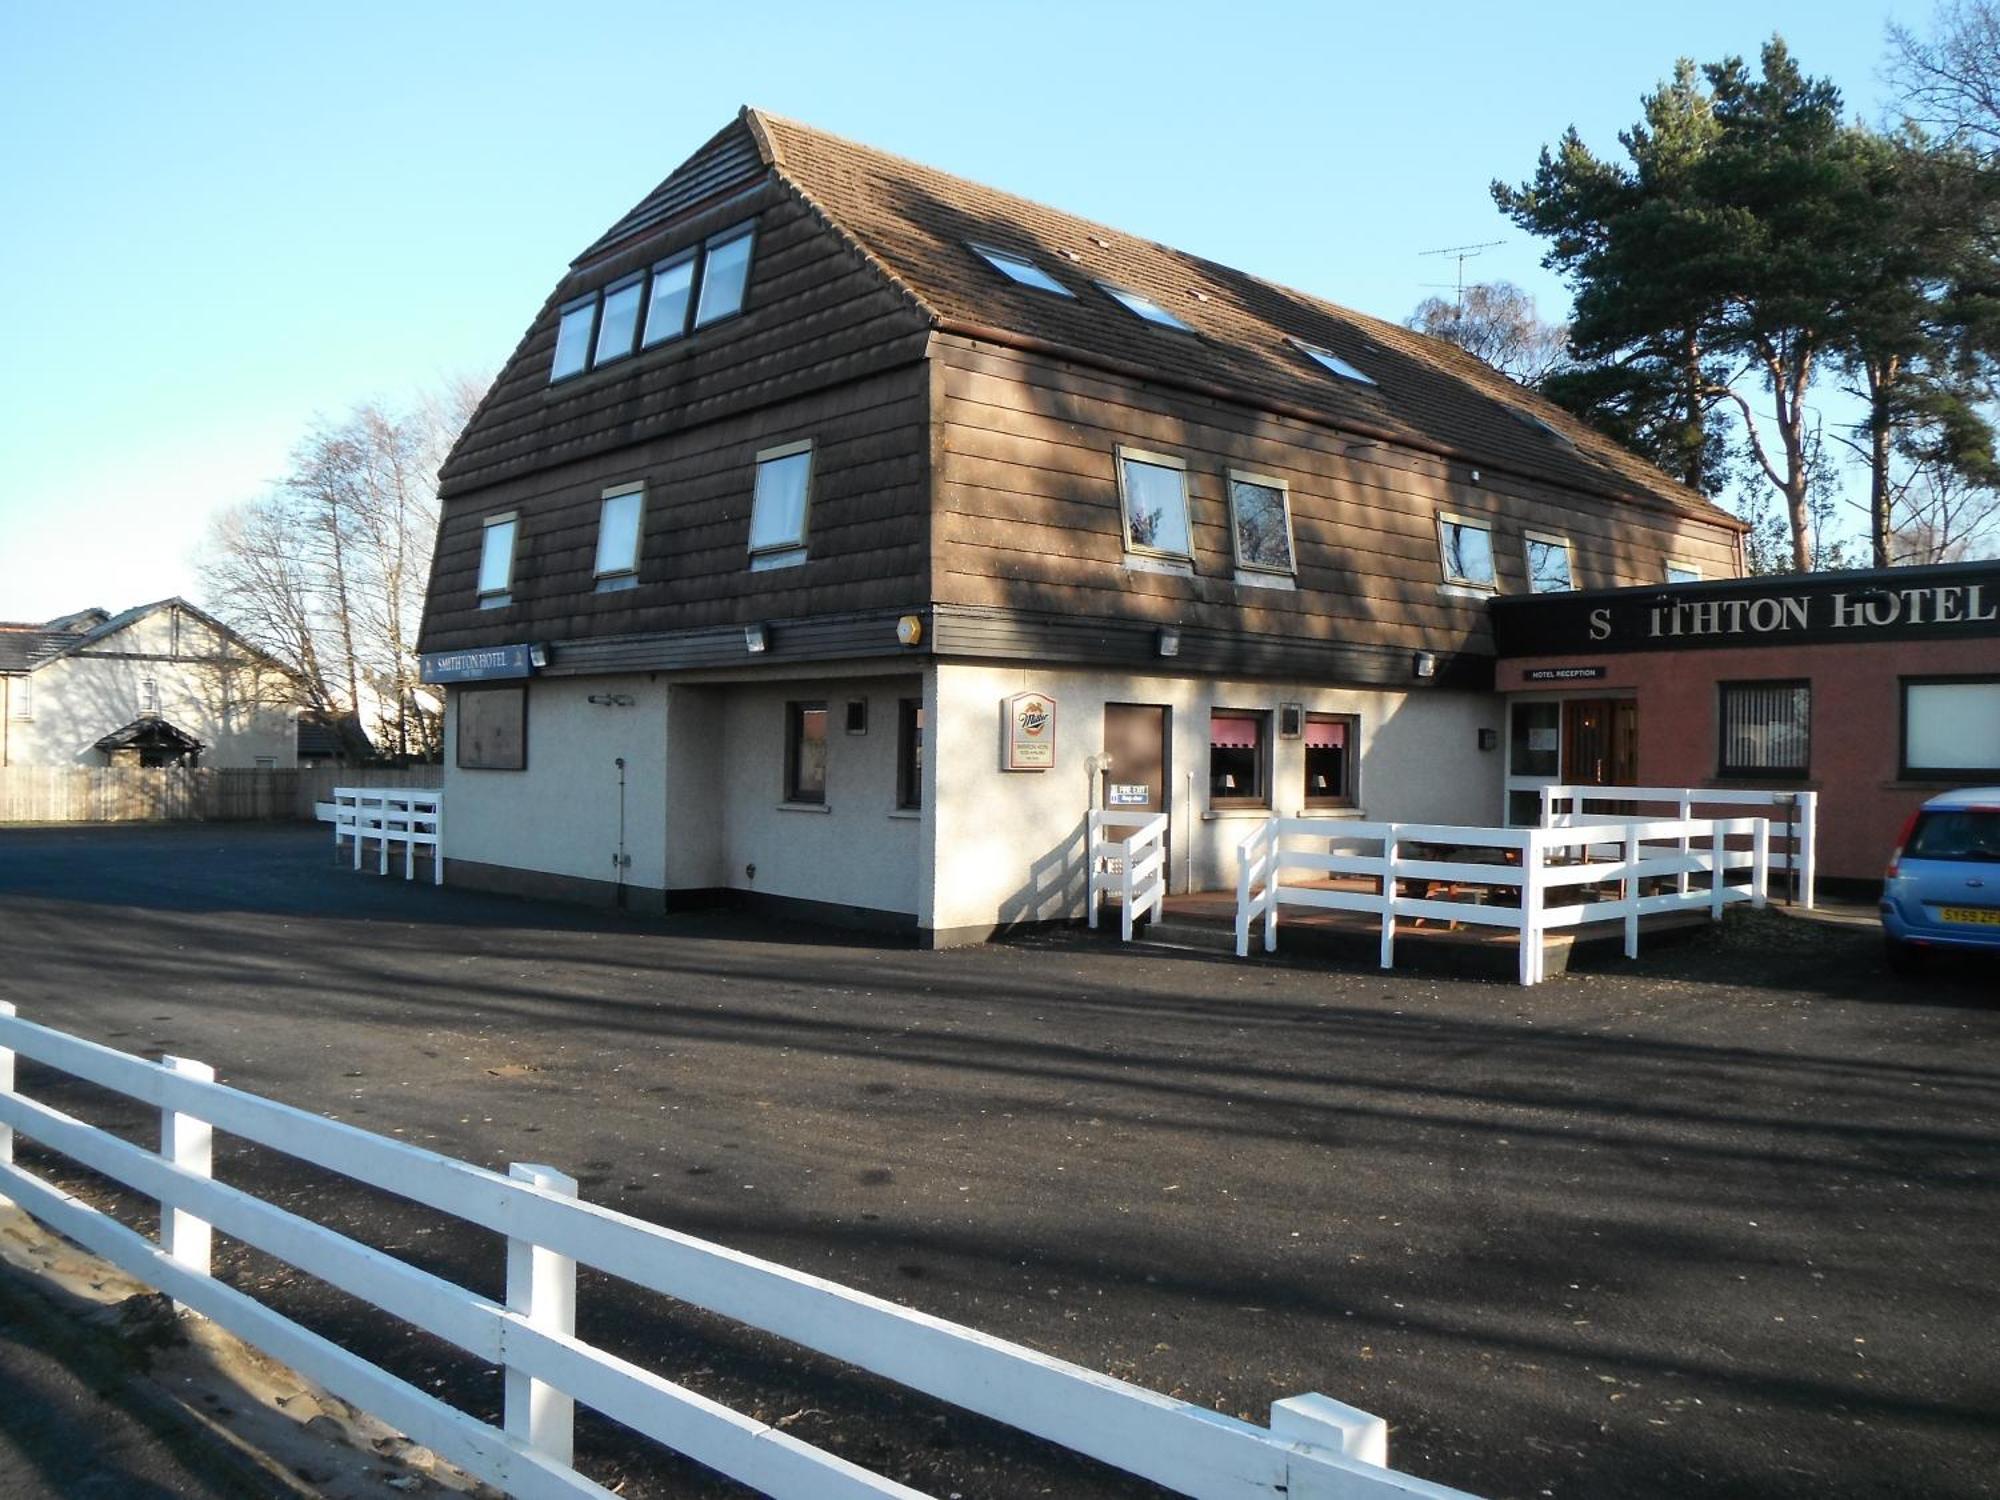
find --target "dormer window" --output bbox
[1291,338,1376,385]
[1115,447,1193,561]
[970,243,1073,296]
[551,297,596,381]
[643,251,696,346]
[1098,282,1192,331]
[1524,531,1575,593]
[695,224,755,326]
[1437,513,1496,591]
[748,441,813,570]
[593,275,644,365]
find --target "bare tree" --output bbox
[196,380,483,761]
[1888,457,2000,561]
[1888,1,2000,154]
[1406,281,1570,387]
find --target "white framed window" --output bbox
[694,223,755,326]
[1097,281,1192,331]
[1290,337,1376,385]
[140,677,160,713]
[969,243,1073,296]
[478,513,518,603]
[1226,469,1295,575]
[593,274,644,366]
[1666,560,1702,584]
[643,250,697,346]
[1115,447,1193,561]
[748,441,813,569]
[550,296,596,381]
[1437,513,1497,589]
[1902,677,2000,778]
[8,677,32,720]
[1524,531,1575,593]
[594,484,645,586]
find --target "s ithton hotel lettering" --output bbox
[1587,584,2000,643]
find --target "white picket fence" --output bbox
[1087,809,1169,941]
[0,1003,1478,1500]
[1538,785,1817,909]
[317,786,444,884]
[1236,817,1770,985]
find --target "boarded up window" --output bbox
[458,685,527,771]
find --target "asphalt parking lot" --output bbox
[0,823,1995,1500]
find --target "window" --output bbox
[254,756,277,771]
[1290,338,1377,386]
[1666,561,1702,584]
[140,677,160,713]
[897,698,924,810]
[1304,714,1358,809]
[1719,681,1811,778]
[1098,281,1192,331]
[785,702,828,804]
[748,442,813,568]
[1437,513,1496,589]
[478,514,518,603]
[969,243,1074,295]
[1524,531,1575,593]
[594,485,644,586]
[642,251,696,346]
[1902,677,2000,778]
[1116,448,1193,561]
[8,677,31,720]
[1227,470,1295,575]
[1209,711,1268,808]
[551,296,596,381]
[695,224,755,326]
[457,685,527,771]
[593,275,644,365]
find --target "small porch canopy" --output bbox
[94,715,205,767]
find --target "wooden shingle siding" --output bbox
[421,364,930,655]
[930,338,1739,659]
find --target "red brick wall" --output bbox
[1496,638,1999,883]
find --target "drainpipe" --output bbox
[614,756,629,909]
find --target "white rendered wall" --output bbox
[443,675,669,894]
[927,663,1504,936]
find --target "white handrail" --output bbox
[1537,785,1814,908]
[1089,809,1170,942]
[0,1002,1475,1500]
[1235,816,1769,985]
[329,786,444,885]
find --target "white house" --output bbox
[0,599,301,769]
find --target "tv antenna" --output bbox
[1419,240,1506,318]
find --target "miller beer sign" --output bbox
[1003,691,1056,770]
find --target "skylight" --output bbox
[970,243,1073,296]
[1291,338,1376,386]
[1098,282,1192,331]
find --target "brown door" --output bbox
[1562,698,1638,787]
[1102,704,1169,813]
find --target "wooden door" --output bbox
[1102,704,1169,813]
[1562,699,1638,787]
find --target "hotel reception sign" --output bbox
[1492,562,2000,657]
[1003,691,1056,770]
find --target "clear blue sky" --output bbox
[0,1,1916,620]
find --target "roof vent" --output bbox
[1090,236,1111,249]
[1060,248,1082,261]
[1190,290,1211,302]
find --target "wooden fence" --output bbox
[0,766,439,825]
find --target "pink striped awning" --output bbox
[1305,719,1347,750]
[1209,714,1260,749]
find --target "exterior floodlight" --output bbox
[1412,650,1438,679]
[528,642,549,668]
[896,614,923,647]
[1157,627,1181,658]
[744,623,769,654]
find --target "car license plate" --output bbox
[1938,906,2000,925]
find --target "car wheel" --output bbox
[1884,936,1923,977]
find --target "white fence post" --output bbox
[505,1163,578,1468]
[1270,1392,1390,1468]
[161,1056,215,1284]
[1752,818,1770,909]
[1378,827,1397,971]
[1086,813,1101,931]
[1519,829,1542,986]
[1676,793,1693,897]
[0,1000,13,1189]
[1622,828,1640,961]
[1796,790,1818,910]
[1709,824,1727,921]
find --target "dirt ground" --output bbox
[0,823,1995,1500]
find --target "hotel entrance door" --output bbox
[1505,697,1637,824]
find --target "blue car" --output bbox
[1881,787,2000,973]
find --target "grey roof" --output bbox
[0,598,295,680]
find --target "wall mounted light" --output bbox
[895,614,923,647]
[1279,702,1303,738]
[528,643,549,668]
[1156,627,1182,658]
[744,623,769,654]
[1478,727,1498,751]
[1412,650,1438,680]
